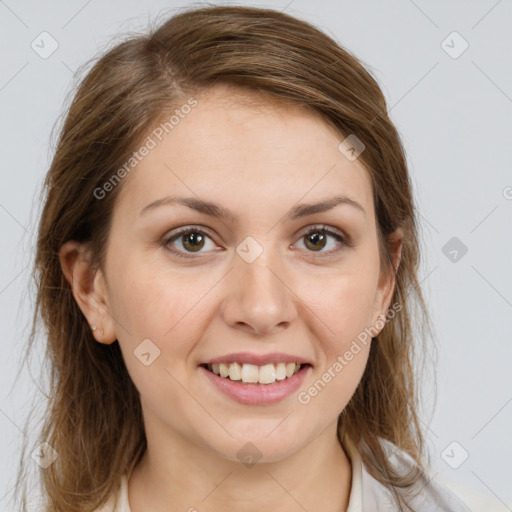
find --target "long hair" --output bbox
[15,5,436,511]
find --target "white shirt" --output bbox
[96,435,511,511]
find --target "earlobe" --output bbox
[58,241,116,344]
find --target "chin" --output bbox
[204,429,308,466]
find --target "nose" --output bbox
[220,247,297,337]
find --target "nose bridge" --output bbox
[222,235,296,334]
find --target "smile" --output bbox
[204,362,305,385]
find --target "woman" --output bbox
[15,5,505,511]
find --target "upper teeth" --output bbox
[207,362,302,384]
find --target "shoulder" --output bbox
[359,437,510,511]
[435,474,512,512]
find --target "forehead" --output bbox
[114,85,374,222]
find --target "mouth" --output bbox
[200,362,312,385]
[199,360,312,405]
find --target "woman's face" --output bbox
[78,85,399,463]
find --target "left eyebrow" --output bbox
[139,194,366,222]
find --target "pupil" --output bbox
[184,232,204,252]
[181,231,328,253]
[306,231,326,251]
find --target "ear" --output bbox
[58,241,117,344]
[371,228,403,334]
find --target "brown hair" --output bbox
[15,4,436,511]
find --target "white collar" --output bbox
[341,433,363,511]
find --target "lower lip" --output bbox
[199,365,312,405]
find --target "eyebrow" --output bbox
[139,194,366,222]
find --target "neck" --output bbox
[128,422,352,512]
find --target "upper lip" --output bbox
[202,352,312,367]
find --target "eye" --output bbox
[163,225,217,259]
[162,224,353,259]
[293,225,352,256]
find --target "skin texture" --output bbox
[59,85,402,512]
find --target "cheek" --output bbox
[108,256,204,338]
[108,263,202,412]
[295,264,377,409]
[107,258,219,377]
[315,276,374,378]
[302,265,379,342]
[298,339,370,416]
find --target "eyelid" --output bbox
[292,224,355,256]
[162,223,354,259]
[295,224,352,245]
[162,225,219,259]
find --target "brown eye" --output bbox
[181,231,206,252]
[163,224,352,260]
[295,226,350,256]
[163,227,217,258]
[303,231,328,252]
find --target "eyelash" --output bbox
[162,224,354,260]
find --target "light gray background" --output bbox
[1,0,511,508]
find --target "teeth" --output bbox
[228,362,242,381]
[241,363,259,383]
[275,363,287,381]
[208,362,304,384]
[219,363,229,378]
[259,363,276,384]
[286,362,297,378]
